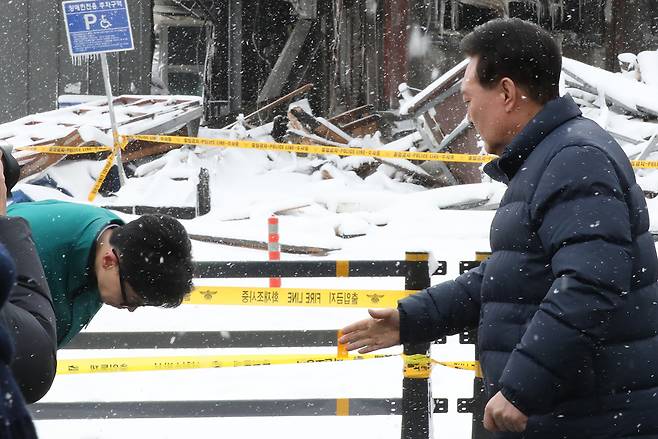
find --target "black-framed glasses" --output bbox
[112,249,144,309]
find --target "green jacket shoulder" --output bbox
[8,200,124,346]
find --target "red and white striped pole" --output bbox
[268,216,281,288]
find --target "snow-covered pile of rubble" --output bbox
[3,54,658,240]
[561,52,658,193]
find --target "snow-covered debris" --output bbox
[637,51,658,87]
[560,55,658,196]
[7,54,658,245]
[563,57,658,117]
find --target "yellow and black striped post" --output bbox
[401,252,432,439]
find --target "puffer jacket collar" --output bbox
[483,94,582,183]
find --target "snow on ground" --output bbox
[15,73,658,438]
[22,134,496,437]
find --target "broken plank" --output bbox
[285,130,347,147]
[328,104,374,126]
[188,234,339,256]
[17,129,87,180]
[399,59,469,116]
[223,83,314,129]
[341,114,382,137]
[562,66,644,116]
[377,157,454,188]
[18,154,65,181]
[105,205,196,219]
[288,107,351,144]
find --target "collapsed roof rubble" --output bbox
[221,76,485,199]
[560,52,658,196]
[217,54,658,211]
[2,55,658,240]
[0,95,202,195]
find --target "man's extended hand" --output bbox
[483,391,528,433]
[338,308,400,353]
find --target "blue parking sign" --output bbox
[62,0,134,56]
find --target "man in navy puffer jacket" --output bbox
[340,18,658,438]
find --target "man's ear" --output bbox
[499,77,518,113]
[101,250,118,270]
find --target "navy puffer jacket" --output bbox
[399,95,658,438]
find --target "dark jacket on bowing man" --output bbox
[398,95,658,438]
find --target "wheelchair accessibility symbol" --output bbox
[83,13,112,30]
[100,15,112,29]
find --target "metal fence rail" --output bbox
[40,252,493,439]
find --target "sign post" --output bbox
[62,0,135,189]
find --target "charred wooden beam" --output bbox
[17,130,87,180]
[399,59,468,117]
[285,130,346,147]
[258,19,314,104]
[288,106,351,144]
[188,233,338,256]
[328,104,375,127]
[341,114,382,138]
[383,0,410,108]
[223,83,314,129]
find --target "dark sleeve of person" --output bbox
[0,216,57,404]
[499,145,632,415]
[397,260,485,344]
[0,244,38,437]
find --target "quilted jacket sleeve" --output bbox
[397,260,485,344]
[499,145,632,415]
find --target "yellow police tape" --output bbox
[435,360,482,378]
[125,134,494,164]
[404,353,432,379]
[404,354,482,379]
[56,352,481,377]
[17,136,658,168]
[630,159,658,169]
[87,150,117,202]
[15,145,112,155]
[186,286,416,308]
[90,138,132,201]
[13,141,129,202]
[57,353,393,375]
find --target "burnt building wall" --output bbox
[0,0,154,124]
[407,1,658,92]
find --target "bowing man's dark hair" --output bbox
[110,214,193,307]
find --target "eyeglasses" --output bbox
[112,249,144,309]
